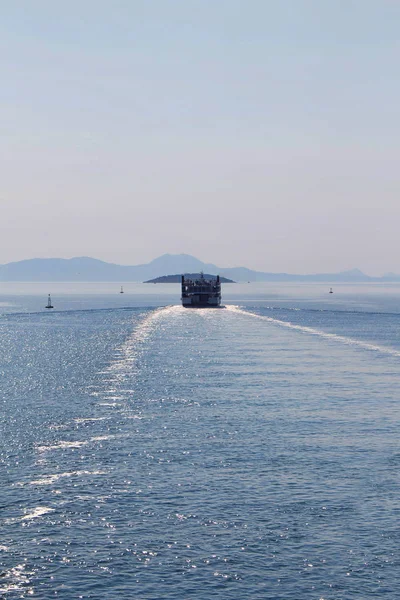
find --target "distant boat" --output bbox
[120,286,124,294]
[181,273,222,308]
[329,288,333,294]
[45,294,54,309]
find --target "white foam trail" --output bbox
[5,507,55,523]
[74,417,109,423]
[19,470,108,486]
[36,434,119,453]
[21,506,54,520]
[226,305,400,357]
[36,440,87,452]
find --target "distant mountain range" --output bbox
[0,254,398,283]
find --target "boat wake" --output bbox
[92,305,184,405]
[105,305,181,375]
[226,305,400,358]
[0,562,35,596]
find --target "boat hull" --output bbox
[182,304,224,309]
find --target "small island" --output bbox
[144,273,235,283]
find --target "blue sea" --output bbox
[1,282,400,599]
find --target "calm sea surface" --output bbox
[1,282,400,599]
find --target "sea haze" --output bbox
[1,283,400,599]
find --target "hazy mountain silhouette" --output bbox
[0,253,397,282]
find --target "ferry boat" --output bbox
[181,273,222,308]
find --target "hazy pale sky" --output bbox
[1,1,399,274]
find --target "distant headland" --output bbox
[0,253,398,283]
[145,273,235,283]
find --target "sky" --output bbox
[1,0,399,275]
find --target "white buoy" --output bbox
[45,294,54,308]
